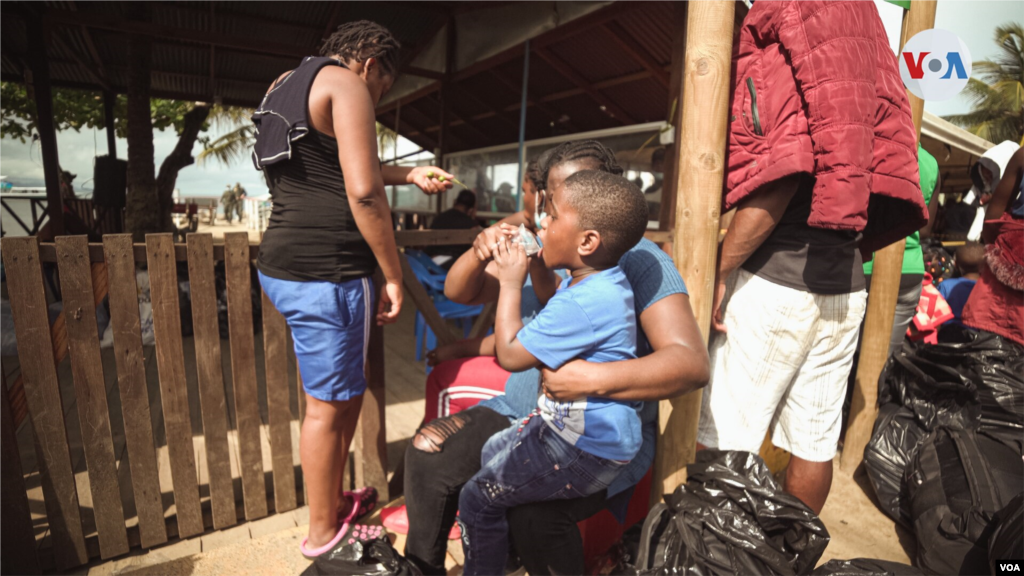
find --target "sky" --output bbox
[1,1,1020,198]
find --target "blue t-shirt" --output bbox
[518,267,642,461]
[480,238,688,497]
[938,277,977,323]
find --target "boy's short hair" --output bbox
[956,242,986,275]
[563,170,648,263]
[320,21,401,76]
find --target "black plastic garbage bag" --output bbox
[877,342,981,432]
[905,427,1023,575]
[633,450,830,576]
[864,404,929,527]
[301,535,421,576]
[988,493,1024,575]
[810,558,922,575]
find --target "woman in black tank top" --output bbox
[252,21,454,556]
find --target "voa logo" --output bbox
[899,28,972,101]
[998,561,1022,574]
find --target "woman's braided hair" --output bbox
[320,20,401,77]
[540,140,623,189]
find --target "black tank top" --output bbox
[254,57,376,283]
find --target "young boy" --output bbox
[457,170,650,576]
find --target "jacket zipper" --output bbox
[746,77,764,136]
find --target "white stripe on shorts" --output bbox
[362,277,371,370]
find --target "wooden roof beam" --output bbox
[487,68,576,132]
[602,22,670,89]
[534,48,636,125]
[51,34,112,92]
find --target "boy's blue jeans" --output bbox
[458,412,626,575]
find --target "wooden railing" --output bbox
[0,229,670,573]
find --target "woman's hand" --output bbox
[472,224,519,262]
[427,341,466,367]
[376,280,403,325]
[492,236,528,287]
[407,166,454,195]
[540,360,590,402]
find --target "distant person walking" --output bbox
[221,184,238,224]
[251,21,452,558]
[232,182,247,223]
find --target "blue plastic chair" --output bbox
[405,251,484,364]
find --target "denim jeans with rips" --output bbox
[457,412,626,576]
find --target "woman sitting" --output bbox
[403,140,711,575]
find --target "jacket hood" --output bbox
[970,141,1020,194]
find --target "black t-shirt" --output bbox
[742,183,865,295]
[258,130,376,283]
[424,208,479,263]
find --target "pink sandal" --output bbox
[300,522,350,559]
[300,487,380,558]
[339,486,378,524]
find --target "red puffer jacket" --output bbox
[724,0,928,255]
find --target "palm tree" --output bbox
[944,23,1024,145]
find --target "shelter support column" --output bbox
[841,0,936,473]
[658,3,687,233]
[26,19,65,236]
[652,1,735,505]
[103,91,117,158]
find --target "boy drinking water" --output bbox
[457,170,650,575]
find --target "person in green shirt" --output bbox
[863,144,938,357]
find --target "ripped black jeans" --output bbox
[404,406,608,575]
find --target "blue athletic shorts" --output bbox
[258,271,372,402]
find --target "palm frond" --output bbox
[197,125,255,167]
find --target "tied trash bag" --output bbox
[905,427,1023,575]
[301,533,421,576]
[877,341,981,432]
[864,404,930,527]
[810,558,922,575]
[633,450,829,576]
[988,494,1024,575]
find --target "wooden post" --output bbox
[26,19,65,236]
[103,90,117,158]
[355,269,390,501]
[841,0,935,473]
[652,1,735,506]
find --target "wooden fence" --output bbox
[0,228,670,573]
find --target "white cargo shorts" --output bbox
[697,268,868,462]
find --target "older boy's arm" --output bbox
[540,293,709,402]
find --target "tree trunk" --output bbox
[156,103,211,228]
[125,19,160,240]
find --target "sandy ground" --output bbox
[72,460,914,575]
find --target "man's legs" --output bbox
[697,269,814,454]
[772,289,867,514]
[302,394,363,548]
[404,407,511,575]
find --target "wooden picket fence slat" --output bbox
[1,371,40,575]
[185,234,238,530]
[102,234,168,549]
[55,236,130,559]
[1,236,89,570]
[1,230,495,568]
[224,232,269,521]
[261,291,297,513]
[145,233,205,538]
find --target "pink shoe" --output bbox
[381,505,460,540]
[339,486,379,524]
[300,522,350,559]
